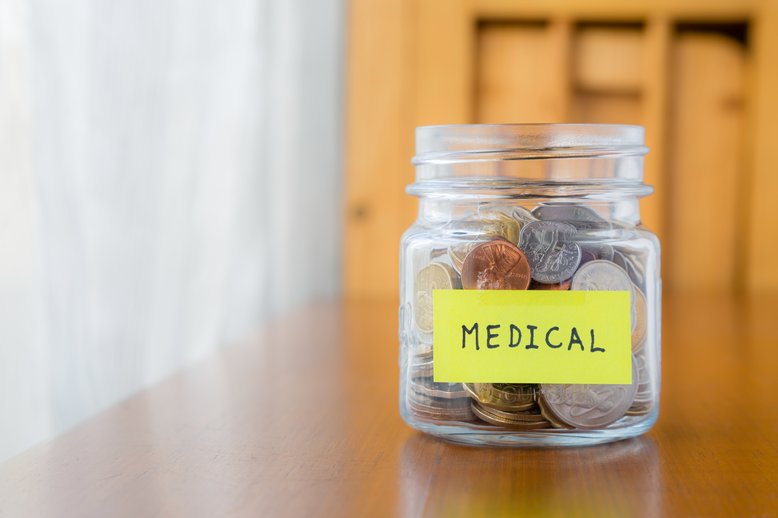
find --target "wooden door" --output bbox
[345,0,778,298]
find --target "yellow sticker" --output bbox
[432,290,632,384]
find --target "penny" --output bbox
[448,235,511,274]
[540,358,639,429]
[532,204,612,231]
[414,262,459,332]
[518,221,581,284]
[461,240,531,290]
[470,402,551,430]
[631,285,648,352]
[463,383,537,411]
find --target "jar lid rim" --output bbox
[414,124,647,164]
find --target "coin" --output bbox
[511,206,538,226]
[578,248,598,266]
[407,390,474,421]
[570,260,636,331]
[461,240,531,290]
[537,396,574,429]
[448,243,473,274]
[613,249,646,289]
[463,383,537,411]
[477,209,521,244]
[414,262,459,332]
[532,204,612,231]
[518,221,581,284]
[631,285,648,352]
[470,401,551,430]
[411,378,468,400]
[570,260,632,291]
[409,361,434,379]
[579,243,614,263]
[412,341,433,362]
[631,352,653,406]
[540,358,639,429]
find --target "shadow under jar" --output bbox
[399,124,661,447]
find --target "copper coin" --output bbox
[461,240,531,290]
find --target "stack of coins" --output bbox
[407,204,655,430]
[407,353,475,422]
[463,383,551,430]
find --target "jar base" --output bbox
[402,406,658,448]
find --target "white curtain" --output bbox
[0,0,344,461]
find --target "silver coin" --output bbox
[613,249,646,290]
[511,206,537,226]
[532,205,612,231]
[540,356,639,429]
[519,221,581,284]
[571,260,636,331]
[581,243,614,262]
[571,260,633,292]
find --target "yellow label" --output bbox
[432,290,632,384]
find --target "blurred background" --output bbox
[1,0,777,462]
[0,0,344,461]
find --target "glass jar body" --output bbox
[399,125,660,447]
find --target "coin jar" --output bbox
[399,124,660,447]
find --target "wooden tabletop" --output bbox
[0,293,776,517]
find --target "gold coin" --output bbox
[631,285,648,352]
[626,402,652,416]
[477,209,521,244]
[470,402,551,430]
[463,383,536,411]
[414,262,458,333]
[448,242,476,274]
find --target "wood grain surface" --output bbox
[0,293,776,517]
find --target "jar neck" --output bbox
[416,196,643,227]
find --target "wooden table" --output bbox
[1,293,776,517]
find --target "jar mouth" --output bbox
[413,123,648,165]
[410,124,650,197]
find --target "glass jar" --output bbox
[399,124,661,447]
